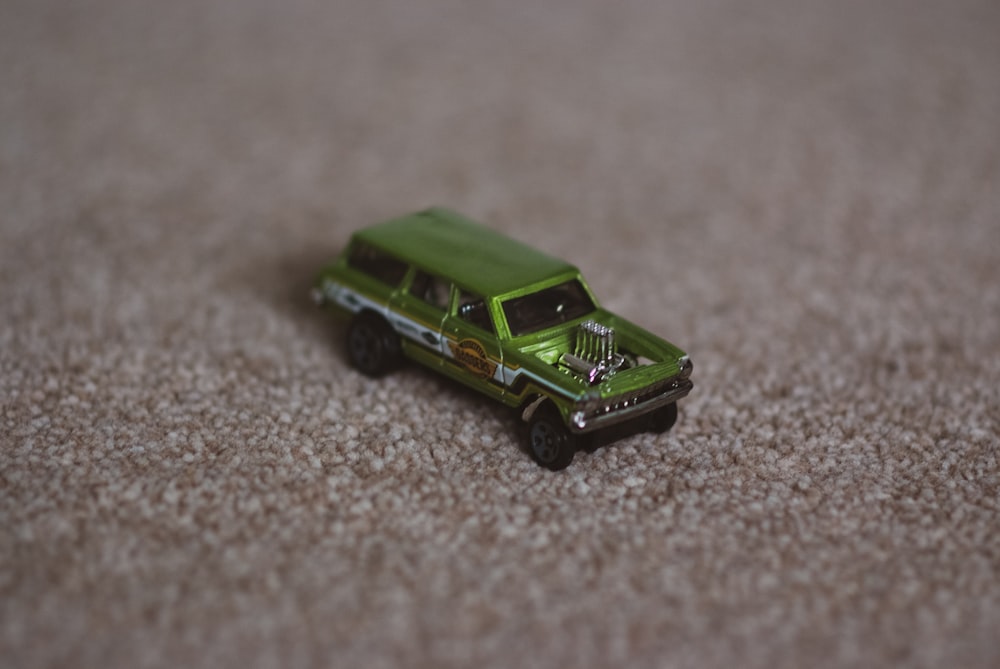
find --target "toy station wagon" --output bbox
[312,208,693,470]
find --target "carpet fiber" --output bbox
[2,0,999,667]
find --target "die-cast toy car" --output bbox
[312,207,693,470]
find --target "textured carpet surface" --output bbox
[2,0,999,667]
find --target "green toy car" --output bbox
[312,208,693,470]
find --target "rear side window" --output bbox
[347,243,408,287]
[410,270,451,311]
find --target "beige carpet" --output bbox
[2,0,999,667]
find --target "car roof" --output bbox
[353,207,579,298]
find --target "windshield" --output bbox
[502,279,597,336]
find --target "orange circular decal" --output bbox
[448,339,497,379]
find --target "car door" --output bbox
[388,269,451,365]
[441,289,505,401]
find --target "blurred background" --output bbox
[2,1,998,667]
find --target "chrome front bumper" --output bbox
[569,378,694,433]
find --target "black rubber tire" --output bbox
[527,405,576,471]
[648,402,678,434]
[346,312,401,377]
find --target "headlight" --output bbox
[678,356,693,379]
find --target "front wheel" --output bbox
[527,405,576,471]
[346,312,401,377]
[647,402,678,434]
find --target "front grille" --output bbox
[585,377,680,417]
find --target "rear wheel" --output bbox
[527,405,576,471]
[346,312,401,377]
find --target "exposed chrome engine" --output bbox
[560,320,627,384]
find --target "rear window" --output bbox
[347,242,408,287]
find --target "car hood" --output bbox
[504,309,688,400]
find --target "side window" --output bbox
[457,291,495,334]
[409,271,451,311]
[347,243,408,287]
